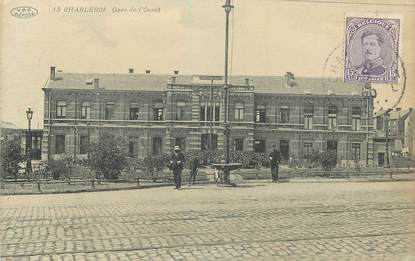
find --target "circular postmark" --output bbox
[10,6,38,19]
[322,42,406,110]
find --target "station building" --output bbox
[42,67,374,167]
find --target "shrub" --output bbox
[1,138,24,180]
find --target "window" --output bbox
[303,142,313,159]
[201,134,218,151]
[233,138,243,151]
[280,107,289,123]
[254,139,265,153]
[235,103,244,121]
[128,137,138,157]
[280,140,289,160]
[200,101,220,122]
[80,135,89,155]
[352,107,361,131]
[376,116,384,130]
[304,105,313,130]
[56,101,66,118]
[105,102,115,120]
[129,105,139,120]
[327,141,338,154]
[175,137,186,151]
[255,105,266,123]
[153,103,163,121]
[152,137,162,155]
[55,135,65,154]
[328,105,337,130]
[351,143,360,160]
[81,102,90,119]
[176,102,185,120]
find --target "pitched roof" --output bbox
[46,72,364,96]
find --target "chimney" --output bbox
[50,66,56,80]
[171,75,177,84]
[174,70,179,75]
[145,69,151,74]
[396,107,401,112]
[245,78,250,86]
[128,68,134,74]
[93,78,99,89]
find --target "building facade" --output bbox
[42,67,374,167]
[374,108,414,166]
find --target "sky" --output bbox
[1,0,414,128]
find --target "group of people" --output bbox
[169,144,282,189]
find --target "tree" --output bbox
[88,133,128,180]
[1,138,24,181]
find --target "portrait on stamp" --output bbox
[344,17,400,84]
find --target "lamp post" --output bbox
[385,108,393,168]
[222,0,233,183]
[26,108,34,175]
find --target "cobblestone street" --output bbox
[1,181,415,260]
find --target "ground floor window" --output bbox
[327,141,338,156]
[55,135,65,154]
[254,139,265,153]
[280,140,289,160]
[152,137,162,155]
[351,143,360,160]
[80,135,90,155]
[175,137,186,151]
[201,134,217,151]
[233,138,243,151]
[128,137,139,157]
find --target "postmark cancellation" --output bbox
[344,17,400,84]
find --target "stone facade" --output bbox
[42,69,374,167]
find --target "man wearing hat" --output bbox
[170,145,185,189]
[269,144,281,183]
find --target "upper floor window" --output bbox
[129,104,139,120]
[176,101,186,120]
[153,103,163,121]
[280,107,289,123]
[200,101,220,121]
[376,116,384,130]
[105,102,115,120]
[56,101,66,118]
[255,105,266,123]
[235,103,244,121]
[81,102,90,119]
[328,105,337,130]
[304,105,313,130]
[352,107,361,131]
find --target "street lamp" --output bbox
[222,0,233,183]
[26,108,34,175]
[385,108,393,168]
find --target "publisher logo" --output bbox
[10,7,38,18]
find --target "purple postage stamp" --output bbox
[344,17,400,84]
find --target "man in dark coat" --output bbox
[189,157,199,186]
[170,145,185,189]
[269,145,281,183]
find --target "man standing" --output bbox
[170,145,185,189]
[269,145,281,183]
[189,157,199,186]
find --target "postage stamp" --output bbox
[344,17,400,84]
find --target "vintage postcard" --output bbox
[1,0,415,260]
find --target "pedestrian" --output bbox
[189,157,199,186]
[269,145,281,183]
[170,145,185,189]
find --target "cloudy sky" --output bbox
[1,0,414,128]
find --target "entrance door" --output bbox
[378,153,385,167]
[201,134,217,150]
